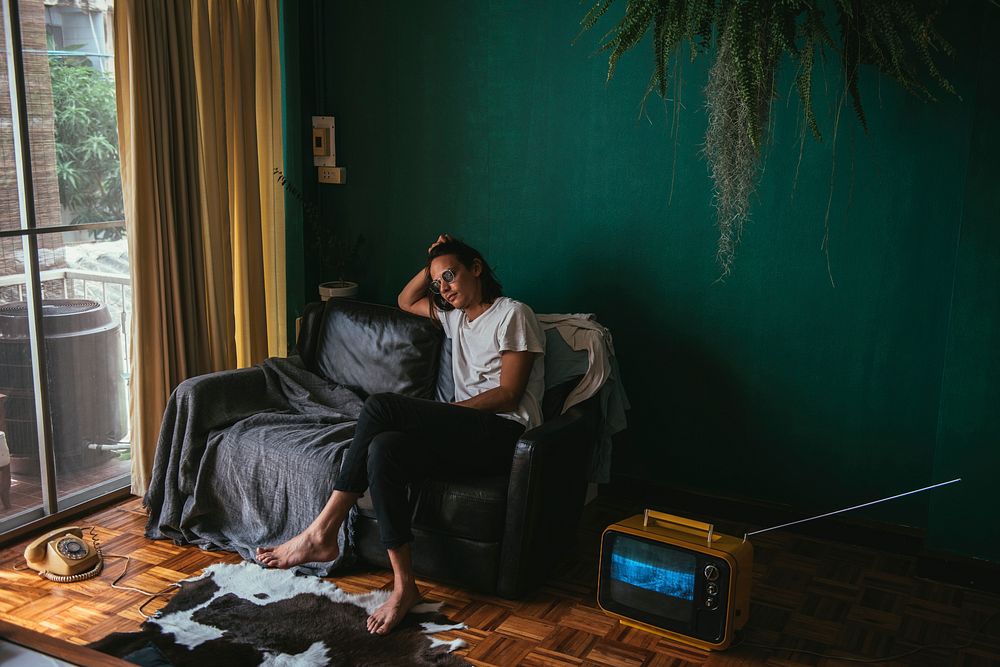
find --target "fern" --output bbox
[797,30,819,140]
[579,0,617,37]
[604,0,658,83]
[685,0,714,57]
[579,0,956,275]
[646,3,670,101]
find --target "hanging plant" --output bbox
[580,0,955,276]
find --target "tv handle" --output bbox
[643,509,718,548]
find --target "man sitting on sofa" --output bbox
[257,234,546,635]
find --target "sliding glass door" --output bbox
[1,0,130,536]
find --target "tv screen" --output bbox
[606,534,697,625]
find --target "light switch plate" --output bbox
[312,116,336,166]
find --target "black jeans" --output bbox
[333,392,525,549]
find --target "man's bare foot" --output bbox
[256,529,339,569]
[366,582,422,635]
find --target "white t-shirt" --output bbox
[436,297,546,430]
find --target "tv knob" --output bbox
[704,564,719,581]
[706,582,719,596]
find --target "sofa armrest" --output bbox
[145,366,272,518]
[497,401,595,598]
[170,367,273,433]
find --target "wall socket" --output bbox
[318,166,346,184]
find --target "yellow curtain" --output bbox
[114,0,285,495]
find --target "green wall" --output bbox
[279,0,305,345]
[284,1,998,561]
[927,5,1000,561]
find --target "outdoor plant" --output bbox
[49,53,124,239]
[580,0,955,276]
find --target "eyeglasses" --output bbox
[429,268,457,294]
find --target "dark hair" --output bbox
[426,239,503,312]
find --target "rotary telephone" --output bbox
[23,526,103,582]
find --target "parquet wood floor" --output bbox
[1,496,999,666]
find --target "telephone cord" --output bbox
[11,526,180,619]
[39,559,103,583]
[87,525,181,617]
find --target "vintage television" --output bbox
[597,509,753,651]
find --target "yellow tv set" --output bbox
[597,509,753,651]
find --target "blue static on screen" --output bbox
[610,553,695,600]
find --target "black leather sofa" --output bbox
[296,298,598,598]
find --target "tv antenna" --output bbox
[743,478,962,542]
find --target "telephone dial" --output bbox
[24,526,103,582]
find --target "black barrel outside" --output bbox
[0,300,127,472]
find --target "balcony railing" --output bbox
[0,267,131,358]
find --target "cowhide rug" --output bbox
[90,562,470,666]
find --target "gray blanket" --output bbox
[144,356,364,576]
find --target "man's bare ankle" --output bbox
[302,528,320,542]
[393,581,419,598]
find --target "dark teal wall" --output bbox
[279,0,305,346]
[927,5,1000,560]
[285,1,998,561]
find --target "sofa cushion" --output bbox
[356,474,509,543]
[314,299,443,399]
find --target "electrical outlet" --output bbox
[318,166,346,184]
